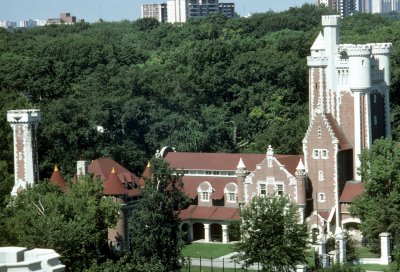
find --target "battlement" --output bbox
[369,43,392,55]
[345,44,372,57]
[322,15,340,27]
[7,109,41,124]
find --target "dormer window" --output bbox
[224,182,238,203]
[197,181,213,202]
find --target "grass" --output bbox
[356,246,380,258]
[354,264,389,271]
[182,243,235,259]
[182,267,248,272]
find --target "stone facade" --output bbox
[7,109,41,196]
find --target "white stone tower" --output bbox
[7,109,41,195]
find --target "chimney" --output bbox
[77,160,88,178]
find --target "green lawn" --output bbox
[181,267,248,272]
[354,264,389,271]
[356,246,380,258]
[182,243,235,259]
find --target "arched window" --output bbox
[197,181,213,202]
[224,182,238,202]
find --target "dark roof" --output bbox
[88,157,139,184]
[326,113,352,150]
[50,165,66,192]
[340,181,364,202]
[180,205,240,221]
[181,176,237,199]
[103,168,127,195]
[165,152,266,171]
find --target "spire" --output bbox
[103,166,125,196]
[296,159,306,175]
[50,164,66,192]
[311,32,325,51]
[146,161,151,168]
[236,158,246,170]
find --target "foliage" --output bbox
[234,195,308,272]
[2,177,120,271]
[85,255,165,272]
[128,159,191,271]
[227,220,241,241]
[350,138,400,251]
[325,233,358,261]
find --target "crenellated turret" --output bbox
[347,45,372,90]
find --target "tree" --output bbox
[234,195,308,272]
[2,176,120,271]
[350,138,400,250]
[128,159,191,271]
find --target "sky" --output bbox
[0,0,315,23]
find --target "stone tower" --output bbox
[7,109,41,195]
[304,15,392,230]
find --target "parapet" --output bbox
[345,44,372,57]
[7,109,41,124]
[322,15,340,27]
[369,43,392,55]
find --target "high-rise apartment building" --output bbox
[166,0,235,23]
[319,0,400,14]
[141,3,168,22]
[167,0,188,23]
[317,0,357,17]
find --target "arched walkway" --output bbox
[343,221,362,242]
[210,223,222,242]
[193,222,204,241]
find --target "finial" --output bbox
[54,164,59,172]
[146,161,151,168]
[111,167,116,174]
[237,158,246,169]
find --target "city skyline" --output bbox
[0,0,314,23]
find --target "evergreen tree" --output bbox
[128,159,190,271]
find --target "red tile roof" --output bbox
[88,157,139,184]
[274,154,303,176]
[180,205,240,221]
[166,152,266,171]
[50,165,66,192]
[181,176,237,199]
[103,168,128,195]
[340,181,365,202]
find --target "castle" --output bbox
[7,15,392,244]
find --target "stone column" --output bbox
[353,91,362,181]
[204,223,210,243]
[188,224,193,242]
[335,228,346,264]
[380,232,391,265]
[317,234,326,255]
[222,225,229,244]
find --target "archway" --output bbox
[343,220,362,242]
[210,223,222,242]
[181,223,191,242]
[192,222,204,241]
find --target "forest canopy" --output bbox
[1,4,400,182]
